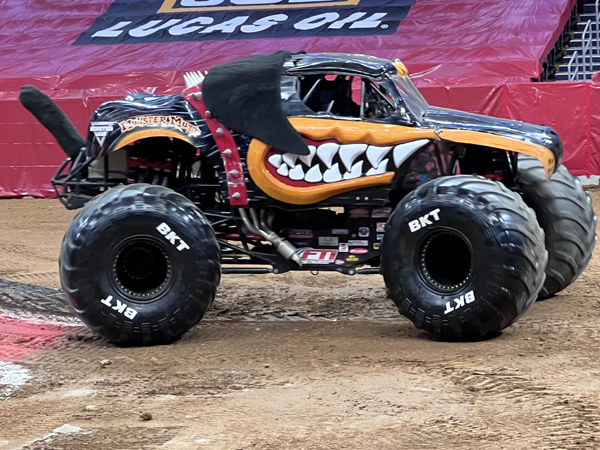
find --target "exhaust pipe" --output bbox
[239,208,302,265]
[19,85,85,158]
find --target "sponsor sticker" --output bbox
[335,259,346,265]
[332,229,349,235]
[350,248,368,255]
[346,255,359,262]
[291,240,312,247]
[373,242,380,250]
[289,229,313,239]
[371,207,392,218]
[90,122,114,146]
[75,0,416,45]
[299,249,337,265]
[358,227,370,237]
[376,222,386,232]
[376,233,384,241]
[338,243,349,252]
[348,239,368,246]
[318,236,339,247]
[349,208,370,218]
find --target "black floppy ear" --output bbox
[202,51,310,156]
[19,85,85,158]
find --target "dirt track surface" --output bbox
[1,194,600,449]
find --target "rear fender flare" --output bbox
[439,130,556,179]
[107,127,198,153]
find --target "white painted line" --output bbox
[0,361,31,399]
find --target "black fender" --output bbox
[85,93,210,158]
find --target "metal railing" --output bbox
[596,0,600,49]
[568,19,593,80]
[568,50,580,80]
[583,18,593,80]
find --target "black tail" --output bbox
[19,85,85,158]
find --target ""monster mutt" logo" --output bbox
[118,116,202,136]
[75,0,416,45]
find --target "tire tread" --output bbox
[515,156,597,298]
[59,184,221,345]
[382,175,547,340]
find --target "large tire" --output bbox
[513,156,597,299]
[381,175,547,341]
[59,184,221,346]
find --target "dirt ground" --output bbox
[1,194,600,450]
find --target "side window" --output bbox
[362,80,395,119]
[298,74,361,118]
[297,74,402,122]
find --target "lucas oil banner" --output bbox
[75,0,416,45]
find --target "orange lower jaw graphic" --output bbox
[247,140,396,205]
[246,117,437,205]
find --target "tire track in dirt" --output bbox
[19,426,182,450]
[0,279,71,317]
[0,275,402,323]
[507,315,600,349]
[535,399,600,449]
[4,272,62,286]
[396,351,600,450]
[406,396,600,450]
[0,246,62,289]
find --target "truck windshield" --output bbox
[392,75,429,121]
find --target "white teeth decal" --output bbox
[282,153,297,168]
[268,154,282,169]
[366,146,392,169]
[393,139,430,168]
[366,159,389,176]
[304,165,323,183]
[339,144,367,172]
[299,145,316,167]
[271,140,430,184]
[344,161,363,180]
[277,163,289,177]
[316,142,339,169]
[289,164,305,181]
[323,163,342,183]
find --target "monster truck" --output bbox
[20,51,596,345]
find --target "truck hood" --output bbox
[422,107,563,166]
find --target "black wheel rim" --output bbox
[112,237,172,301]
[419,230,472,293]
